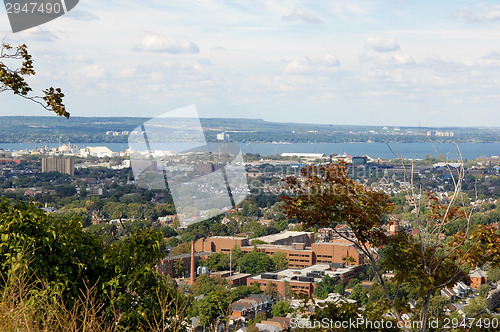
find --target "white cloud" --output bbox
[75,64,108,79]
[285,55,340,75]
[359,52,414,65]
[364,36,400,52]
[133,35,200,54]
[484,50,500,60]
[74,55,94,64]
[15,28,58,42]
[282,8,321,24]
[63,9,99,21]
[455,4,500,23]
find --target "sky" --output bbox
[1,0,500,127]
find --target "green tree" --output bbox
[281,162,499,332]
[334,281,345,295]
[428,295,449,319]
[271,300,292,317]
[283,280,293,299]
[0,199,104,305]
[346,278,360,289]
[230,285,251,300]
[464,297,487,317]
[101,228,166,327]
[348,284,368,305]
[240,252,272,274]
[0,42,68,117]
[478,284,490,299]
[313,275,337,299]
[173,259,186,278]
[205,252,230,272]
[264,281,279,300]
[191,275,227,296]
[243,220,267,238]
[487,266,500,283]
[248,281,263,294]
[271,251,288,270]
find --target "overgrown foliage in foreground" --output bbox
[0,199,189,331]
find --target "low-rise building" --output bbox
[468,267,488,289]
[247,264,363,298]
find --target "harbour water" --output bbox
[0,142,499,160]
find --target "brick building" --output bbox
[248,264,363,298]
[468,267,488,289]
[194,236,249,253]
[194,231,364,269]
[311,242,363,265]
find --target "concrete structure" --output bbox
[247,264,363,298]
[41,157,74,176]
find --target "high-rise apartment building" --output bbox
[41,157,74,176]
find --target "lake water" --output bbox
[1,142,499,160]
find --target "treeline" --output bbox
[1,116,500,143]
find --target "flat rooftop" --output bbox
[207,236,248,240]
[253,231,313,244]
[250,264,360,283]
[241,244,313,252]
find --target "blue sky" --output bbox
[1,0,500,127]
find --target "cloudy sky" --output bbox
[1,0,500,127]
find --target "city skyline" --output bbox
[2,1,500,127]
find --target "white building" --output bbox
[80,146,115,158]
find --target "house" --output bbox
[260,317,291,331]
[230,294,274,322]
[468,268,488,289]
[441,281,470,300]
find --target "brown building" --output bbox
[195,232,363,269]
[254,231,314,246]
[230,294,273,321]
[247,264,363,298]
[387,218,400,235]
[194,236,249,253]
[41,157,74,176]
[468,268,488,289]
[311,242,364,265]
[240,244,315,269]
[209,271,252,287]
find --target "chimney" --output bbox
[189,240,196,285]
